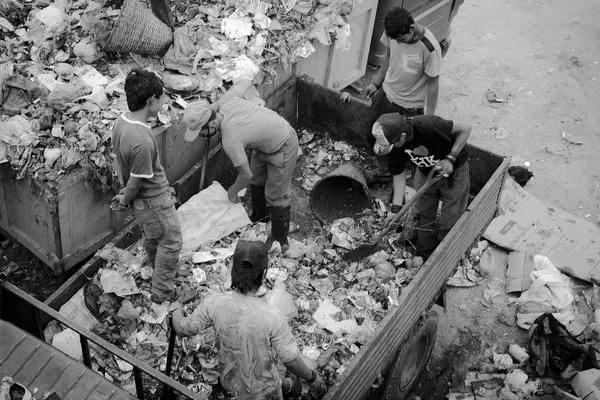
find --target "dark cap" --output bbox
[372,113,407,155]
[232,240,268,272]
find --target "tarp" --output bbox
[177,181,251,255]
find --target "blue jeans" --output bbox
[132,190,183,299]
[413,163,470,257]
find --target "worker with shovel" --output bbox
[183,79,299,250]
[169,240,325,399]
[373,112,472,260]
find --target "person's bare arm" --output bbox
[284,356,325,392]
[227,161,253,203]
[364,47,390,99]
[433,121,472,176]
[426,75,440,115]
[112,176,144,210]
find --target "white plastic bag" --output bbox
[515,255,575,329]
[265,280,298,320]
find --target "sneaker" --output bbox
[151,288,198,304]
[366,172,393,185]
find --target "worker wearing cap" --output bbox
[183,79,299,250]
[170,240,325,400]
[373,113,472,259]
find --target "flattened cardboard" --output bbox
[506,250,537,293]
[483,177,600,283]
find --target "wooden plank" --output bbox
[29,356,71,396]
[51,366,86,399]
[13,342,55,386]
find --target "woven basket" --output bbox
[102,0,173,56]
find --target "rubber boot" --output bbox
[250,185,270,223]
[266,205,291,250]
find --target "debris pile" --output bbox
[0,0,357,191]
[42,131,475,398]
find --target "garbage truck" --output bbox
[22,76,509,400]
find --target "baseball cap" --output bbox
[372,113,406,155]
[232,240,268,273]
[183,100,212,142]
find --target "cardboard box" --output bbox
[506,250,537,293]
[484,177,600,283]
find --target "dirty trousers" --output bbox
[132,190,183,299]
[413,163,470,257]
[250,128,299,208]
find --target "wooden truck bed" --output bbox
[43,77,509,400]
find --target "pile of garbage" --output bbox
[0,0,356,191]
[41,132,461,398]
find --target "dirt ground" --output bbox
[407,0,600,398]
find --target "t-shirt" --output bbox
[219,82,293,167]
[387,115,468,175]
[111,114,169,198]
[381,27,442,109]
[180,292,299,400]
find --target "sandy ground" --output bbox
[408,0,600,398]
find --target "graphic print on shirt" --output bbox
[402,54,422,74]
[405,147,440,168]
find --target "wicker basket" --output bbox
[101,0,173,56]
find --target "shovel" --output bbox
[342,171,443,262]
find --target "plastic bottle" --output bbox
[520,378,542,397]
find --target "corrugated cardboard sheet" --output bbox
[483,177,600,283]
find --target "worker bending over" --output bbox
[183,80,299,250]
[372,113,472,259]
[170,240,325,399]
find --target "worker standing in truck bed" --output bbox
[373,112,471,260]
[183,79,299,251]
[111,69,197,304]
[169,240,325,399]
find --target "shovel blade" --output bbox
[342,243,382,262]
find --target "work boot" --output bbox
[151,288,198,304]
[266,205,291,250]
[250,185,270,223]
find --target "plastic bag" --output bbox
[516,255,575,329]
[265,280,298,320]
[1,74,45,115]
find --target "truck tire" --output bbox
[383,311,439,400]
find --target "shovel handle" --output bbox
[374,171,444,244]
